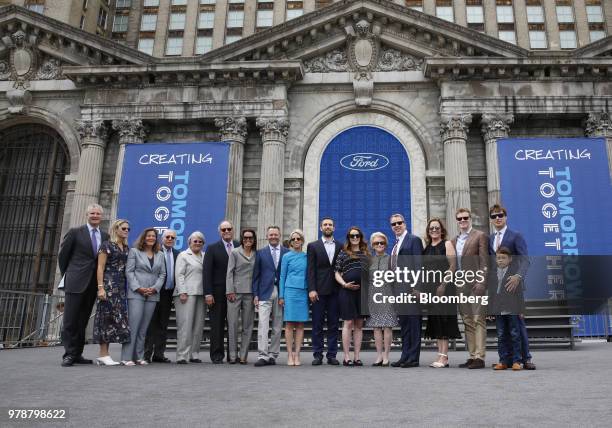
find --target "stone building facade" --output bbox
[0,0,611,292]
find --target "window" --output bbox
[257,10,274,27]
[140,14,157,31]
[227,10,244,28]
[26,2,45,14]
[225,35,242,44]
[172,0,187,5]
[526,6,544,23]
[112,14,129,32]
[406,0,422,11]
[590,30,606,42]
[97,7,108,29]
[436,6,454,22]
[556,6,574,23]
[498,30,516,44]
[496,6,514,23]
[143,0,159,6]
[169,13,186,30]
[286,8,303,20]
[200,0,216,4]
[80,15,86,29]
[529,31,547,49]
[166,37,183,56]
[410,6,423,12]
[229,0,245,3]
[196,36,213,54]
[198,12,215,29]
[116,0,131,8]
[559,30,576,48]
[466,6,484,23]
[586,5,604,23]
[138,38,154,55]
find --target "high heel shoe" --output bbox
[430,353,449,368]
[96,356,120,366]
[372,361,383,367]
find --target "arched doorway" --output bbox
[0,125,70,292]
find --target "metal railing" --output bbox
[0,290,65,348]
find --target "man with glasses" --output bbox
[203,220,239,363]
[452,208,488,369]
[489,204,534,370]
[145,229,179,363]
[388,213,424,368]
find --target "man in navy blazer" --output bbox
[489,203,535,369]
[388,213,424,368]
[307,217,342,366]
[252,226,288,366]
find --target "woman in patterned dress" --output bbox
[93,219,131,366]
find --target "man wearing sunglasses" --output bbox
[203,220,240,363]
[452,208,488,369]
[144,229,179,363]
[488,204,534,370]
[388,213,424,368]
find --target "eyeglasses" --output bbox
[456,216,470,222]
[290,237,302,242]
[429,226,441,232]
[243,236,254,241]
[372,241,386,246]
[349,234,361,239]
[391,221,404,227]
[490,213,505,219]
[192,240,203,244]
[120,227,130,231]
[221,227,233,232]
[165,236,176,240]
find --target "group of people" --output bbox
[58,202,535,371]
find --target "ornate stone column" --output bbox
[256,117,290,247]
[441,114,472,238]
[71,120,109,227]
[585,112,612,181]
[110,119,147,220]
[481,113,514,209]
[215,116,247,232]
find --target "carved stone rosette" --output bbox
[76,120,109,146]
[256,117,290,143]
[585,112,612,137]
[481,113,514,143]
[112,119,147,145]
[440,114,472,142]
[215,116,248,143]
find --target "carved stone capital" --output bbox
[215,116,247,143]
[585,112,612,137]
[76,120,109,144]
[481,113,514,142]
[112,119,147,144]
[440,114,472,142]
[256,117,290,143]
[6,88,32,114]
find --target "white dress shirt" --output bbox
[322,237,336,265]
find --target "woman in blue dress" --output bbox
[279,229,308,366]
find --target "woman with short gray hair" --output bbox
[173,231,206,364]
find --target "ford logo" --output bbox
[340,153,390,171]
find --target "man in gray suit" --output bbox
[58,203,109,367]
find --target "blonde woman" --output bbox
[93,219,131,366]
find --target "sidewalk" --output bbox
[0,342,610,427]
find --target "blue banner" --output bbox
[117,142,230,251]
[498,137,612,299]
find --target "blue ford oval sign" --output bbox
[340,153,390,171]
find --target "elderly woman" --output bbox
[122,227,166,366]
[93,219,131,366]
[279,229,308,366]
[174,231,206,364]
[365,232,398,367]
[226,229,257,364]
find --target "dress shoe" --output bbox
[459,359,474,368]
[400,361,419,368]
[189,358,202,363]
[152,356,171,363]
[61,356,75,367]
[390,360,406,367]
[212,359,224,364]
[254,359,268,367]
[524,361,536,370]
[493,363,508,370]
[96,356,120,366]
[229,358,237,365]
[268,358,276,365]
[312,358,323,366]
[73,356,93,364]
[239,359,247,365]
[327,358,340,366]
[176,360,188,365]
[121,360,136,366]
[136,360,149,365]
[468,359,485,369]
[511,362,523,371]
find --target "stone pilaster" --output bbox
[110,119,147,220]
[215,116,247,233]
[256,117,290,247]
[481,113,514,209]
[585,112,612,181]
[441,114,472,238]
[71,119,109,227]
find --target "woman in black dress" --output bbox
[423,218,461,368]
[334,226,369,366]
[93,219,131,366]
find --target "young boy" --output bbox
[489,247,525,371]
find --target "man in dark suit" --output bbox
[307,217,342,366]
[203,220,239,363]
[57,203,109,367]
[489,203,535,370]
[144,229,180,363]
[388,213,424,368]
[252,226,288,366]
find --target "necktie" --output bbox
[91,228,98,256]
[226,242,232,256]
[390,237,400,269]
[165,249,174,290]
[272,247,278,269]
[495,232,502,252]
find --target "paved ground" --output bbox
[0,342,611,427]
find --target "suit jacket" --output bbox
[252,245,289,300]
[162,247,180,290]
[306,239,343,295]
[57,225,110,294]
[202,239,240,296]
[126,248,166,302]
[488,264,525,315]
[174,248,204,296]
[488,227,530,279]
[226,246,256,295]
[393,233,423,314]
[452,229,489,291]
